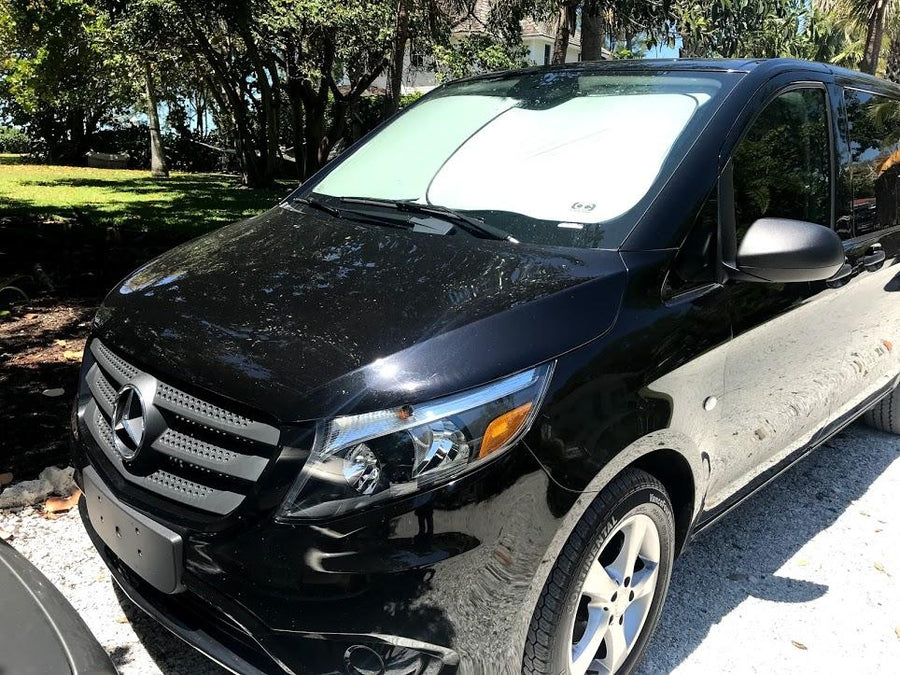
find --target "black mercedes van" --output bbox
[72,59,900,674]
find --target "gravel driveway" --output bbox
[1,422,898,674]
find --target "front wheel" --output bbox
[523,469,675,675]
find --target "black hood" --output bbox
[94,206,626,421]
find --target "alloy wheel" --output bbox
[568,513,661,675]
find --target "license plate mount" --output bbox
[82,467,184,594]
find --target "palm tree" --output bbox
[814,0,897,75]
[860,0,892,73]
[885,13,900,80]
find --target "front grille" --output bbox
[81,339,280,515]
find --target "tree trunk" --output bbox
[383,0,410,117]
[65,107,87,165]
[144,62,169,179]
[886,31,900,83]
[303,104,328,179]
[581,1,605,61]
[860,0,889,75]
[286,81,306,180]
[552,4,573,65]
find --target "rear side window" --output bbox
[732,88,832,243]
[844,88,900,234]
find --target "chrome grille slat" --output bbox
[152,384,279,445]
[152,429,267,481]
[90,340,277,445]
[82,339,278,516]
[91,340,139,384]
[87,363,115,417]
[85,401,245,515]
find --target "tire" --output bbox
[864,387,900,434]
[523,469,675,675]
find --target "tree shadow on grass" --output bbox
[1,176,292,297]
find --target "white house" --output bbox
[373,2,605,96]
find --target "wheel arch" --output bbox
[513,435,706,669]
[630,448,696,557]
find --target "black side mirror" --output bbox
[735,218,845,283]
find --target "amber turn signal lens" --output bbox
[478,402,533,459]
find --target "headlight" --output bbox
[278,363,554,519]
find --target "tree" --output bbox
[887,30,900,81]
[551,0,580,63]
[675,0,814,58]
[143,61,169,178]
[0,0,135,163]
[102,0,181,179]
[860,0,892,73]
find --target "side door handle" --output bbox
[863,244,886,271]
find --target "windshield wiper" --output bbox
[293,196,342,218]
[291,196,411,232]
[339,197,519,243]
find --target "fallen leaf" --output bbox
[43,489,81,514]
[115,616,129,624]
[0,529,13,541]
[797,559,808,566]
[63,350,82,361]
[0,472,12,486]
[95,573,107,582]
[791,640,807,651]
[24,313,38,320]
[874,561,886,573]
[53,339,67,347]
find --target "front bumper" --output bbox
[74,425,562,674]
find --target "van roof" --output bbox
[458,58,900,94]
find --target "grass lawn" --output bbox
[0,154,294,235]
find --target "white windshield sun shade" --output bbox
[310,75,726,243]
[315,95,517,201]
[428,93,706,223]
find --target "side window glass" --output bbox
[834,90,855,240]
[844,89,900,234]
[732,88,831,244]
[667,193,718,295]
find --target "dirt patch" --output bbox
[0,299,94,478]
[1,214,188,479]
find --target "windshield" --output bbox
[298,69,738,249]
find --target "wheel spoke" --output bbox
[571,606,610,675]
[609,517,646,584]
[583,558,619,604]
[629,560,658,601]
[600,620,628,674]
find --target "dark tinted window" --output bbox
[844,88,900,235]
[667,193,718,295]
[733,88,831,242]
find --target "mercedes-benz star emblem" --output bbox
[113,384,147,460]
